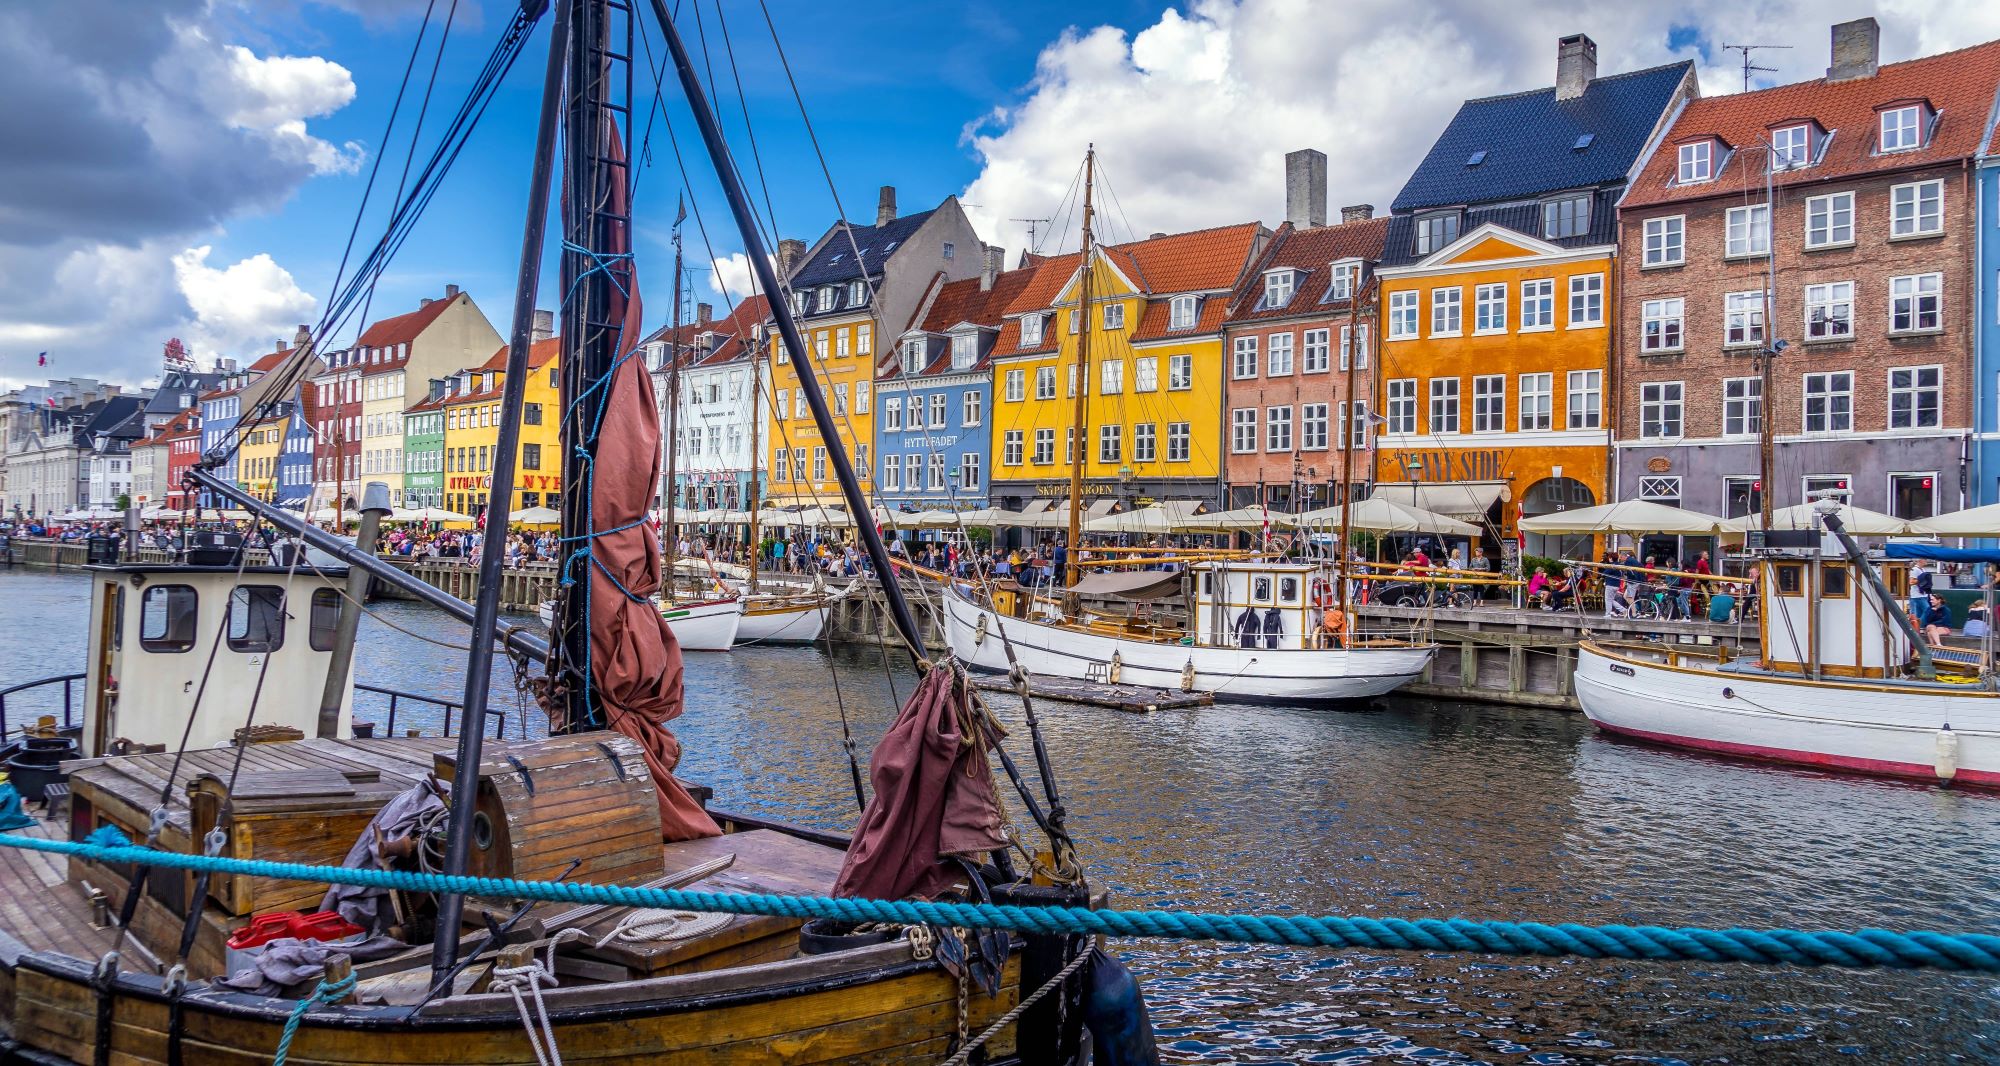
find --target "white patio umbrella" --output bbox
[1177,505,1294,533]
[1294,498,1482,537]
[1912,503,2000,537]
[1516,499,1724,536]
[1723,502,1913,537]
[509,505,562,525]
[403,506,474,523]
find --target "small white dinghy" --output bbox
[536,596,742,650]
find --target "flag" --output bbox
[37,352,47,366]
[674,195,686,227]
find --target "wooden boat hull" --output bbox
[536,598,741,651]
[942,585,1434,702]
[1574,641,2000,787]
[734,591,839,645]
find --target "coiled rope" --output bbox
[8,831,1999,973]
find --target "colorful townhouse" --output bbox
[404,390,447,511]
[1619,20,2000,523]
[646,296,770,511]
[440,361,503,520]
[878,250,1026,514]
[988,222,1269,515]
[435,334,563,521]
[235,408,286,502]
[355,286,505,507]
[197,348,293,508]
[160,410,201,512]
[764,187,983,506]
[1981,120,2000,508]
[276,394,317,509]
[1221,149,1388,510]
[310,348,363,512]
[1375,35,1695,558]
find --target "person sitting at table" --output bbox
[1918,593,1955,649]
[1707,585,1739,624]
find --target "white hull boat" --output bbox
[536,596,742,650]
[941,582,1434,702]
[734,589,840,645]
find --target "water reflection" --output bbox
[3,567,1996,1062]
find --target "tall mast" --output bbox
[1336,281,1361,616]
[1758,146,1778,530]
[746,329,763,591]
[1065,144,1095,590]
[662,230,683,588]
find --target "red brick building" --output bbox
[1616,19,2000,522]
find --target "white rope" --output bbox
[592,908,732,947]
[491,963,562,1066]
[936,947,1094,1066]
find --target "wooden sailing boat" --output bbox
[0,2,1111,1061]
[941,147,1437,701]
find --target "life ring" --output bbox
[1310,577,1336,609]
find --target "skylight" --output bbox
[1465,150,1487,167]
[1573,133,1595,151]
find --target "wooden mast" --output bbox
[746,324,764,591]
[1064,145,1096,590]
[1336,279,1363,619]
[662,228,683,592]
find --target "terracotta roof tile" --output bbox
[1225,217,1389,324]
[357,292,465,347]
[1625,39,2000,208]
[994,223,1264,355]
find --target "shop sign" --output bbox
[1389,449,1505,483]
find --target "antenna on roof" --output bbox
[1721,43,1791,92]
[1011,217,1053,249]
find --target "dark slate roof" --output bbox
[143,368,227,417]
[788,208,938,292]
[1390,61,1692,212]
[1380,187,1620,266]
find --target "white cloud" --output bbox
[706,251,776,305]
[962,0,2000,257]
[173,246,318,356]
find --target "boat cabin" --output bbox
[1754,537,1912,680]
[81,559,353,756]
[1193,560,1322,650]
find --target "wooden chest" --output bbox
[188,766,396,916]
[434,733,663,892]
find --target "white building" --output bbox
[643,296,772,511]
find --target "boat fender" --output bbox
[0,779,31,831]
[1180,659,1195,692]
[974,612,989,647]
[1109,651,1123,684]
[1083,947,1160,1066]
[1935,724,1959,783]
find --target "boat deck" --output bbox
[0,818,118,961]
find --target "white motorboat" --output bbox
[943,560,1436,702]
[536,595,742,650]
[1575,505,2000,788]
[734,584,849,645]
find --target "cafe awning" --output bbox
[1368,481,1508,520]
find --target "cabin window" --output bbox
[1885,565,1909,598]
[1200,572,1212,596]
[1821,563,1850,599]
[309,588,342,651]
[140,585,199,653]
[1252,576,1273,604]
[112,586,124,651]
[227,586,287,654]
[1279,577,1300,605]
[1774,563,1804,596]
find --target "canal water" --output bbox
[3,566,1996,1063]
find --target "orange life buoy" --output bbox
[1310,577,1336,609]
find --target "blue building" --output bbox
[877,259,1026,521]
[1977,142,2000,509]
[277,392,317,508]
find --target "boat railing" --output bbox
[353,683,507,740]
[0,673,85,737]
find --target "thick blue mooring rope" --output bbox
[10,830,1999,972]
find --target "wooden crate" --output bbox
[187,767,393,916]
[434,733,662,892]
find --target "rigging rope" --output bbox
[9,832,1998,973]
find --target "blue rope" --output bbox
[5,832,1997,972]
[271,973,358,1066]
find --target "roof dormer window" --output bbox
[1879,104,1925,153]
[1676,140,1713,184]
[1169,295,1199,330]
[848,280,866,305]
[1262,270,1296,309]
[1770,124,1814,170]
[951,333,976,370]
[1326,262,1358,302]
[816,286,835,312]
[901,337,926,374]
[1020,313,1044,347]
[1414,211,1460,255]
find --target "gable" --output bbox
[1442,232,1551,264]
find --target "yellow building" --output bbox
[235,413,285,503]
[988,223,1267,512]
[439,337,563,522]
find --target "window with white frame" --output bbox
[812,447,829,482]
[1804,474,1852,505]
[1169,295,1198,329]
[1303,329,1329,373]
[833,382,849,416]
[1643,216,1684,266]
[1431,286,1462,336]
[794,391,807,417]
[1567,274,1604,327]
[1880,105,1922,152]
[1101,359,1124,395]
[1019,314,1043,347]
[1068,365,1079,398]
[1677,141,1713,183]
[960,452,981,490]
[1889,365,1941,429]
[1388,290,1420,338]
[904,396,924,430]
[1724,290,1768,346]
[1387,378,1417,433]
[1266,406,1292,452]
[856,381,870,413]
[1033,428,1054,464]
[1167,422,1191,462]
[1520,278,1554,329]
[848,280,866,305]
[1169,354,1192,390]
[1068,309,1080,335]
[928,453,946,491]
[1543,194,1590,239]
[858,324,872,354]
[902,453,919,488]
[1429,377,1460,433]
[929,393,947,428]
[963,391,982,427]
[835,330,851,359]
[1890,273,1943,333]
[951,333,976,369]
[1267,332,1294,376]
[1519,372,1552,431]
[1641,298,1685,353]
[1135,356,1158,392]
[816,287,834,312]
[1035,366,1056,399]
[1889,472,1936,519]
[1804,371,1853,432]
[882,454,901,490]
[1327,263,1358,301]
[1232,336,1259,379]
[1102,303,1126,330]
[1003,430,1023,466]
[1472,375,1505,433]
[1302,403,1329,449]
[1640,381,1683,438]
[1263,271,1295,308]
[1805,281,1855,340]
[1415,212,1459,255]
[1004,369,1024,402]
[1231,409,1257,453]
[1474,283,1508,333]
[1805,192,1855,248]
[1133,422,1156,462]
[1771,125,1812,169]
[1567,369,1602,429]
[1723,376,1761,436]
[1890,180,1943,238]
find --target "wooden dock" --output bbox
[972,673,1213,713]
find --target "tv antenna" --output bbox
[1011,216,1053,251]
[1722,43,1791,92]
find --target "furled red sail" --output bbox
[582,129,719,842]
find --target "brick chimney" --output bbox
[1340,204,1375,223]
[294,324,312,349]
[445,283,461,299]
[696,302,713,326]
[1555,34,1597,101]
[420,297,433,308]
[776,238,806,277]
[980,245,1005,291]
[1828,17,1879,81]
[875,185,897,227]
[531,308,555,342]
[1284,148,1327,229]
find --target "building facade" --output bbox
[1971,103,2000,507]
[648,297,768,511]
[1617,20,2000,522]
[311,349,364,512]
[236,409,286,502]
[355,287,505,507]
[277,397,317,508]
[404,389,447,511]
[1375,36,1695,555]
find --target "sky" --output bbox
[5,0,2000,392]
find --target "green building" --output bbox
[403,391,446,509]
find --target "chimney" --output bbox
[979,245,1005,291]
[1149,232,1167,240]
[294,324,312,349]
[420,297,434,308]
[697,302,713,326]
[530,308,555,342]
[274,339,285,354]
[777,238,806,277]
[1555,34,1597,101]
[1340,204,1375,223]
[875,185,897,227]
[1284,148,1328,229]
[445,283,461,299]
[1828,17,1880,81]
